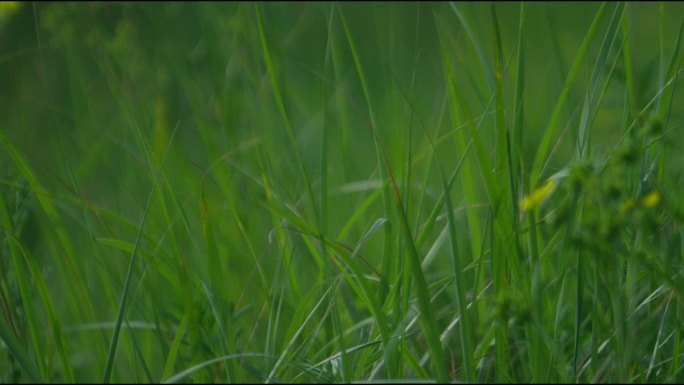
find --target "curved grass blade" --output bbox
[162,353,273,384]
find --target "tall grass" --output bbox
[1,2,684,383]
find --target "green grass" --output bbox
[1,1,684,383]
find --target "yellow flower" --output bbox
[0,2,21,13]
[520,179,557,211]
[0,1,21,18]
[641,191,661,208]
[0,1,22,25]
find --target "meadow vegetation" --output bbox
[1,2,684,383]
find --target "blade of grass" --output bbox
[371,90,451,384]
[264,283,335,383]
[492,4,548,383]
[162,353,273,384]
[0,130,99,345]
[202,281,237,382]
[255,3,325,302]
[530,2,608,189]
[448,2,494,93]
[15,239,75,382]
[124,318,154,383]
[320,5,348,380]
[434,9,490,331]
[379,51,476,380]
[102,122,179,383]
[337,6,400,376]
[0,196,47,379]
[0,301,43,383]
[646,291,673,380]
[621,5,636,116]
[578,3,625,158]
[254,4,322,234]
[161,309,191,380]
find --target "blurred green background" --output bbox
[3,2,683,203]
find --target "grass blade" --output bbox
[0,304,43,383]
[102,123,179,383]
[530,2,608,188]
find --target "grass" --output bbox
[1,1,684,383]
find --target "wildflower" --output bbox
[0,1,21,25]
[0,2,21,13]
[641,191,661,208]
[520,179,557,211]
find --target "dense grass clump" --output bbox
[1,2,684,383]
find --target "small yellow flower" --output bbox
[520,179,557,211]
[0,1,22,25]
[641,191,661,208]
[0,1,21,17]
[0,2,21,13]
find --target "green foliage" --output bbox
[1,2,684,383]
